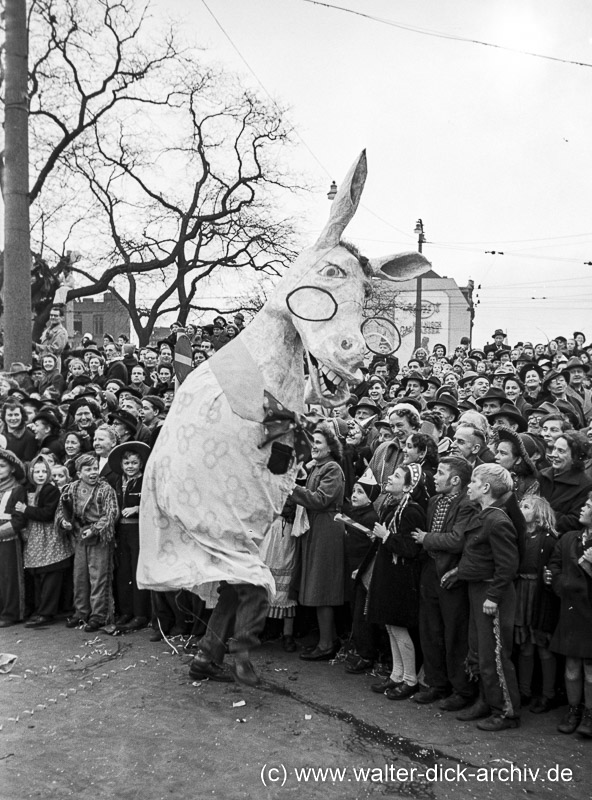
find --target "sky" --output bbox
[152,0,592,347]
[52,1,588,346]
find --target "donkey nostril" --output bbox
[341,339,352,350]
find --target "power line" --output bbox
[299,0,592,68]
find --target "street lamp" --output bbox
[414,219,426,349]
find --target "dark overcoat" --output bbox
[549,530,592,658]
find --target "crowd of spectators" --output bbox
[0,311,591,739]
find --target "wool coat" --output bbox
[539,467,592,534]
[365,499,426,628]
[549,530,592,658]
[292,459,346,607]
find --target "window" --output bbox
[93,315,104,337]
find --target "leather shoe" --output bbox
[386,682,419,701]
[115,614,133,626]
[299,645,336,661]
[345,656,373,674]
[231,654,261,687]
[120,616,148,631]
[439,693,474,712]
[189,655,234,683]
[456,699,490,721]
[149,630,164,642]
[282,635,297,653]
[25,615,53,628]
[65,617,85,628]
[84,620,102,632]
[476,714,520,731]
[557,705,582,734]
[576,708,592,738]
[414,687,448,705]
[0,619,17,628]
[371,677,400,694]
[529,696,553,714]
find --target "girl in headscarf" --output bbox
[15,455,73,627]
[0,449,27,627]
[364,463,426,700]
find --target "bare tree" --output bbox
[1,0,302,345]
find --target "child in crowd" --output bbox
[16,455,73,627]
[51,465,71,489]
[341,473,380,674]
[515,496,560,713]
[56,453,119,632]
[109,441,151,631]
[548,493,592,737]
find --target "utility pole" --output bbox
[414,218,426,350]
[3,0,32,366]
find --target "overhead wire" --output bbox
[298,0,592,69]
[200,0,591,285]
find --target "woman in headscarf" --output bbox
[15,455,72,627]
[292,422,346,661]
[0,449,27,627]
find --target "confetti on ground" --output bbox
[236,718,247,723]
[304,715,312,720]
[232,700,246,708]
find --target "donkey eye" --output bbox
[319,263,346,278]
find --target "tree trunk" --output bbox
[3,0,32,366]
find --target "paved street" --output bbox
[0,624,587,800]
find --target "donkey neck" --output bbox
[239,309,305,412]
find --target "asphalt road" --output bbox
[0,623,588,800]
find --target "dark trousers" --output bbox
[468,581,520,717]
[351,583,382,661]
[151,590,188,634]
[115,525,151,619]
[199,582,269,664]
[419,560,474,697]
[0,539,25,623]
[31,569,66,617]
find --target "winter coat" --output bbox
[549,530,592,658]
[365,499,426,628]
[539,467,592,534]
[292,458,346,606]
[456,501,519,604]
[422,491,474,579]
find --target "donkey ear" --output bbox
[315,151,367,250]
[369,251,431,282]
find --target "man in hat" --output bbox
[564,357,592,423]
[5,362,34,393]
[484,329,506,357]
[475,387,506,418]
[233,312,246,332]
[401,370,428,410]
[412,456,476,711]
[427,393,459,439]
[34,306,69,368]
[542,370,585,428]
[488,404,528,434]
[211,317,229,351]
